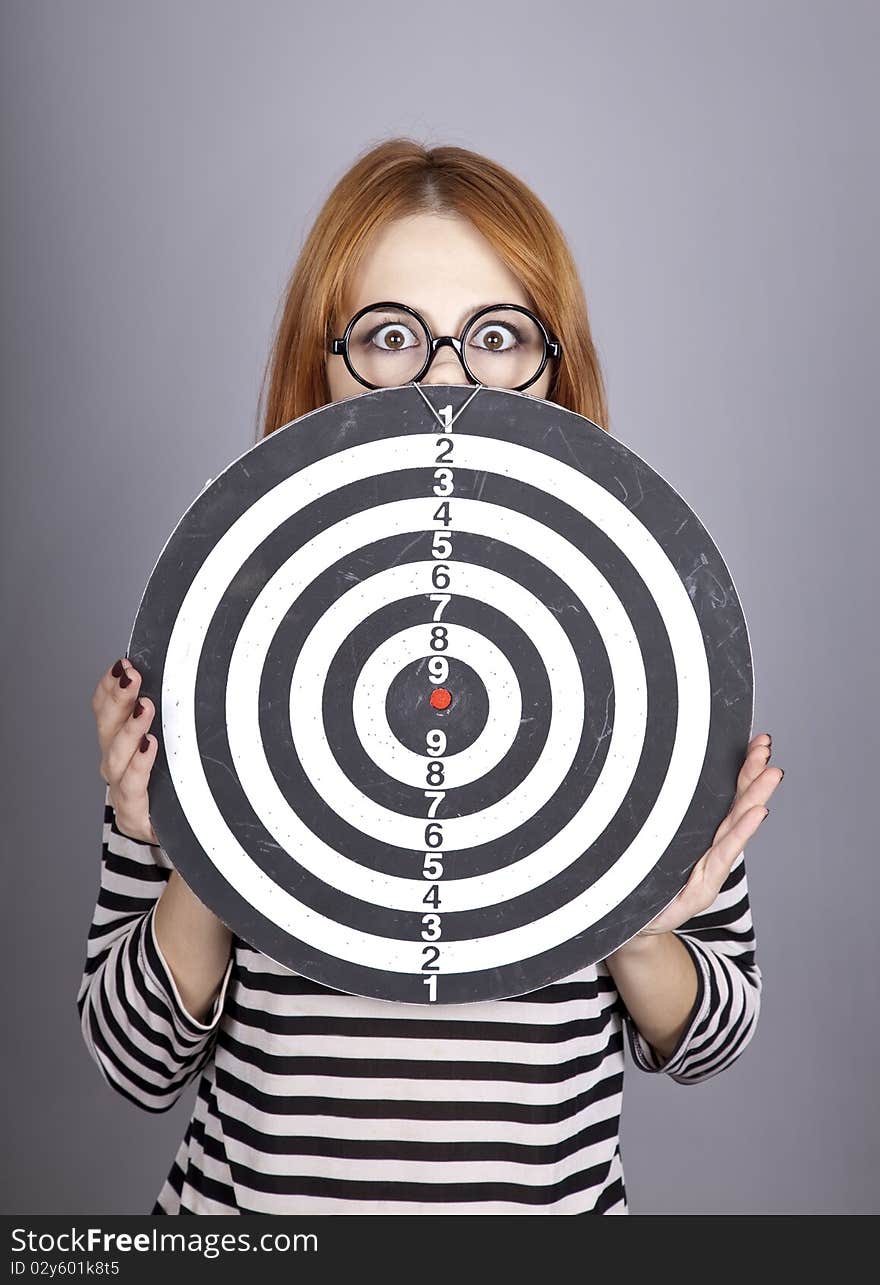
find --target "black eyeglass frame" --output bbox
[329,300,563,392]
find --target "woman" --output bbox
[77,138,784,1215]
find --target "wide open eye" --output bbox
[464,308,545,388]
[369,321,421,352]
[469,320,521,353]
[346,308,430,386]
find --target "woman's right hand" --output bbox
[92,656,160,845]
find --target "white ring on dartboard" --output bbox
[352,625,521,786]
[235,562,592,852]
[158,433,709,975]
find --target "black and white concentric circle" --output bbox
[128,383,753,1005]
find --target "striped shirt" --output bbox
[76,785,762,1215]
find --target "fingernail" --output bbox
[139,735,149,752]
[779,768,784,779]
[111,659,125,678]
[119,669,132,689]
[132,700,144,719]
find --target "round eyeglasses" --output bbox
[329,301,562,392]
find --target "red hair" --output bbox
[256,137,609,439]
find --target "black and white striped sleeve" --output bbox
[623,851,762,1085]
[75,785,234,1113]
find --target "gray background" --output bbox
[2,0,876,1215]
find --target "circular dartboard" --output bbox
[128,382,754,1006]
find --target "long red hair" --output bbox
[256,137,609,439]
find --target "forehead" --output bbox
[342,212,532,325]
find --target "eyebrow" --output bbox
[452,303,509,333]
[375,302,515,334]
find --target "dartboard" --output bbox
[128,382,753,1006]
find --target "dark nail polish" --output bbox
[119,672,132,689]
[779,768,784,779]
[132,700,144,719]
[111,659,124,678]
[139,735,149,752]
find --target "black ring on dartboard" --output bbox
[192,517,666,947]
[190,463,658,860]
[191,467,669,865]
[130,383,752,1004]
[320,593,554,814]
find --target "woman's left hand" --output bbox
[631,732,784,938]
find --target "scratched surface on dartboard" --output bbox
[126,383,753,1005]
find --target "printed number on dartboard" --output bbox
[421,404,454,1001]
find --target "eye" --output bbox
[369,322,420,352]
[469,321,522,353]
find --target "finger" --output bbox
[93,657,143,760]
[703,803,768,896]
[101,692,157,787]
[113,731,159,843]
[716,732,777,836]
[716,763,783,842]
[735,734,773,797]
[642,794,770,935]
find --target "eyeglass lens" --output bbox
[344,306,547,389]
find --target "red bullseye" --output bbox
[430,687,452,710]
